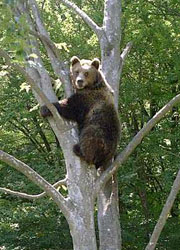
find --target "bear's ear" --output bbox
[91,58,100,70]
[70,56,80,66]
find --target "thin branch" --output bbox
[0,48,51,104]
[13,1,61,103]
[29,29,60,59]
[0,48,74,134]
[0,178,67,200]
[28,0,73,97]
[41,0,46,10]
[7,119,46,154]
[95,94,180,192]
[57,0,103,38]
[120,41,133,64]
[0,150,72,215]
[145,169,180,250]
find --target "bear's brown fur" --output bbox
[41,56,120,169]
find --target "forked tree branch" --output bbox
[28,0,73,97]
[0,48,74,134]
[145,169,180,250]
[0,178,67,200]
[95,94,180,192]
[57,0,103,38]
[13,1,59,103]
[0,150,72,216]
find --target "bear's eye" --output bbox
[75,71,79,75]
[84,72,89,77]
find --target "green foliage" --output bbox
[42,1,101,60]
[0,199,72,250]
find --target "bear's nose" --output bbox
[77,79,84,87]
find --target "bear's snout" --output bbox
[76,79,85,89]
[77,79,84,85]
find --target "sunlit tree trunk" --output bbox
[97,1,122,248]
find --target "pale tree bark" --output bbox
[97,1,132,248]
[1,1,180,250]
[97,174,121,250]
[145,169,180,250]
[0,178,67,200]
[0,151,71,218]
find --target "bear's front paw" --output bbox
[40,105,52,118]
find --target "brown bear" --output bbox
[40,56,120,169]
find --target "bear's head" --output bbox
[70,56,105,91]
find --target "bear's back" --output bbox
[81,88,120,141]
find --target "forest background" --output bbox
[0,0,180,249]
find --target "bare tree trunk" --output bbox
[97,1,122,248]
[98,175,121,250]
[70,219,97,250]
[68,191,97,250]
[65,158,98,250]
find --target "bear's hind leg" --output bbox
[80,136,107,167]
[73,141,96,166]
[73,128,110,168]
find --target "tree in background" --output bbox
[0,0,180,249]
